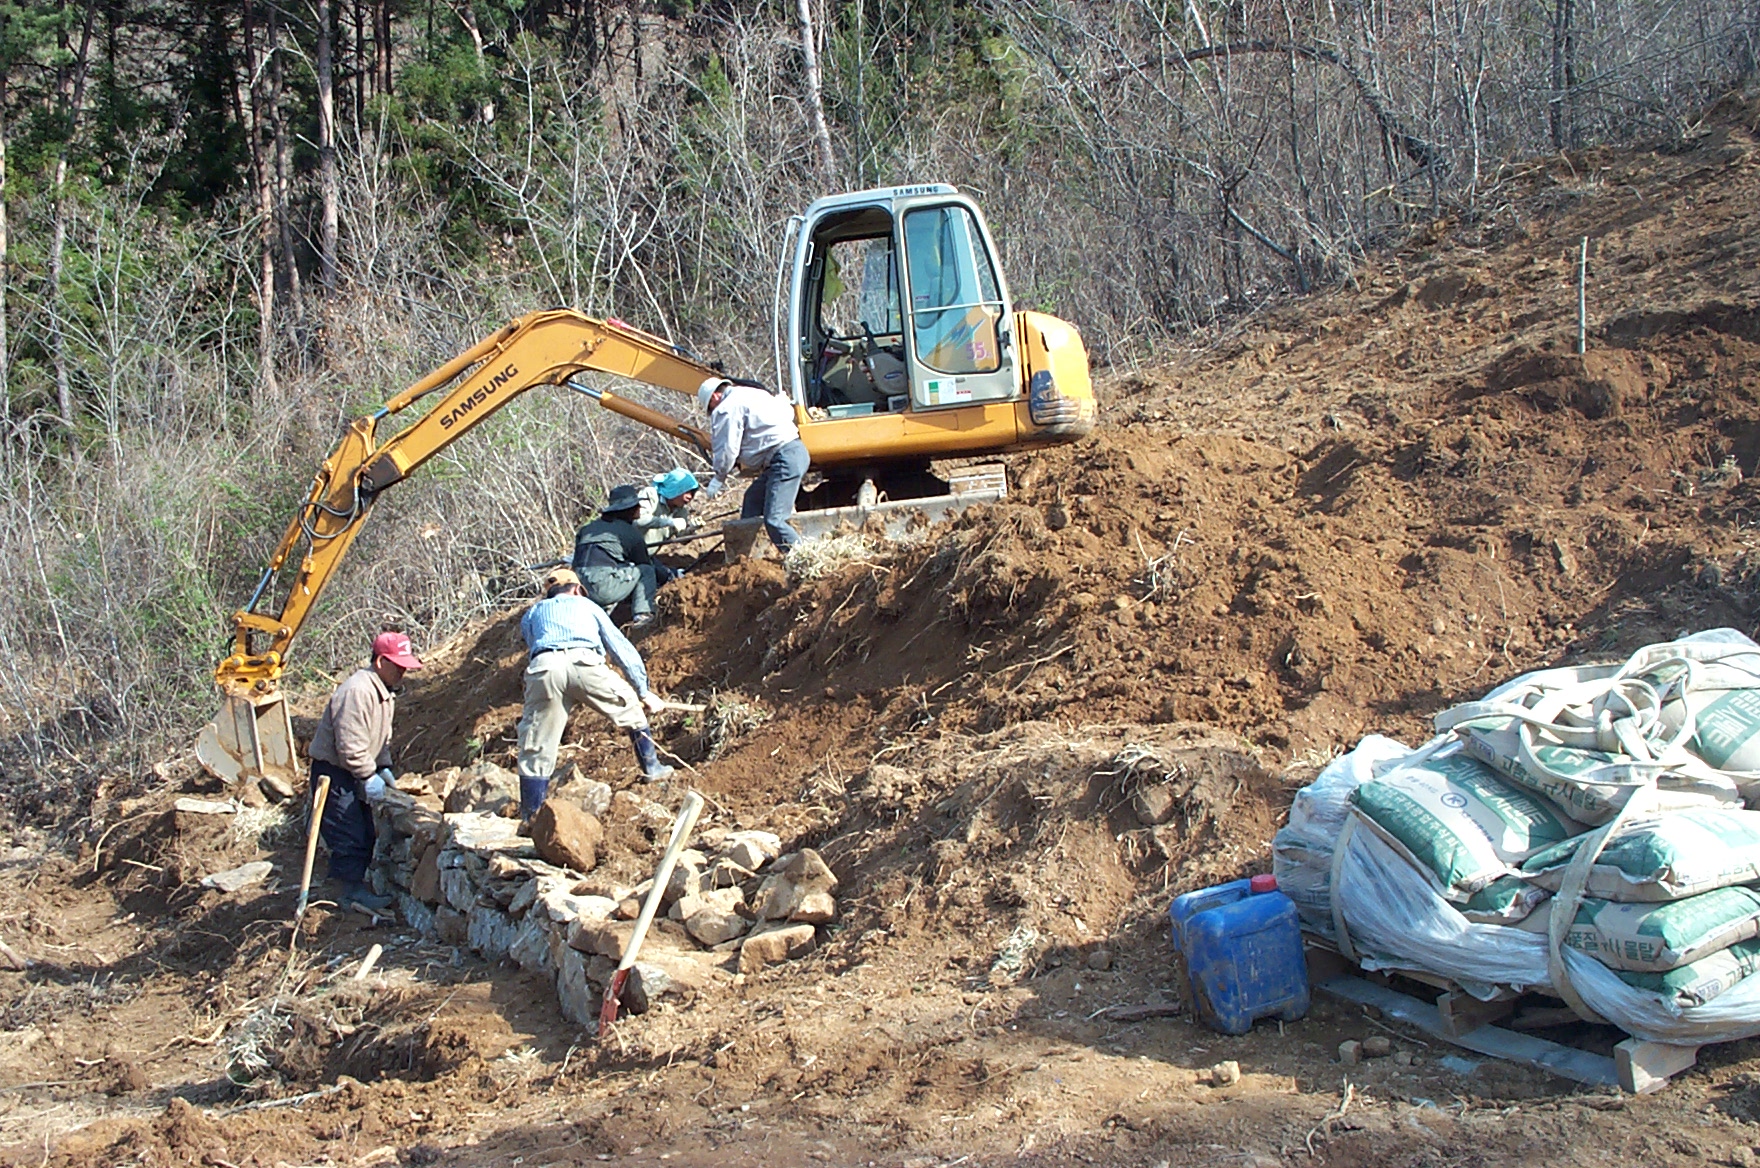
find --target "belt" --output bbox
[531,645,598,661]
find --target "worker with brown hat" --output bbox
[516,567,674,821]
[308,630,424,914]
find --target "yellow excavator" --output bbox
[197,183,1095,795]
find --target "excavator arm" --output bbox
[198,309,719,793]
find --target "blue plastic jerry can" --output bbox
[1168,874,1310,1036]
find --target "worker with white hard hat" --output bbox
[697,377,807,554]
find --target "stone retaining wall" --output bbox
[364,767,838,1025]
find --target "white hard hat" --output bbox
[697,376,731,412]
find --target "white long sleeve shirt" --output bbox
[710,386,801,482]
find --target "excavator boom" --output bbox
[197,310,718,793]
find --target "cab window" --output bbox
[902,205,1004,375]
[819,236,901,340]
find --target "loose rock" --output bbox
[686,905,748,946]
[1210,1060,1240,1086]
[1362,1035,1392,1059]
[738,923,815,973]
[529,800,603,873]
[434,905,468,944]
[1339,1040,1362,1066]
[790,889,838,924]
[1133,784,1177,826]
[1086,948,1114,971]
[201,860,272,893]
[443,761,518,816]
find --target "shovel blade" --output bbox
[598,967,629,1035]
[197,689,300,799]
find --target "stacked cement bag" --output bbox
[1274,628,1760,1043]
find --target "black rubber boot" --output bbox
[339,881,393,914]
[628,727,675,781]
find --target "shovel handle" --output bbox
[295,773,331,923]
[617,790,705,975]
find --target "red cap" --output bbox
[372,631,424,671]
[1249,874,1278,894]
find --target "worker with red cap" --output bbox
[308,629,424,914]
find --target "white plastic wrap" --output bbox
[1272,735,1410,938]
[1333,788,1760,1043]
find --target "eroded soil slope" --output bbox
[6,94,1760,1167]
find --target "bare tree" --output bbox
[48,0,97,427]
[317,0,340,291]
[796,0,837,183]
[241,0,279,399]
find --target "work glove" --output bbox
[641,691,667,715]
[363,768,392,801]
[703,477,724,499]
[670,516,689,532]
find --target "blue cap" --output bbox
[655,468,700,500]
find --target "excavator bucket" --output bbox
[196,689,300,800]
[722,462,1008,560]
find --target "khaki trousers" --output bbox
[516,648,647,781]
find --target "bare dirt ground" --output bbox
[7,92,1760,1168]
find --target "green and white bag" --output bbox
[1564,886,1760,972]
[1522,807,1760,901]
[1349,745,1582,902]
[1462,874,1550,924]
[1616,938,1760,1009]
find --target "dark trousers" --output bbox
[312,759,375,884]
[740,438,808,552]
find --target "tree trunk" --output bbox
[451,1,484,67]
[378,0,393,96]
[48,0,97,429]
[242,0,278,400]
[0,58,9,406]
[353,0,366,121]
[1549,0,1574,150]
[269,9,302,329]
[796,0,836,183]
[317,0,339,291]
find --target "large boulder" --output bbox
[529,800,604,873]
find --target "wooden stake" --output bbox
[1578,236,1589,354]
[353,943,383,981]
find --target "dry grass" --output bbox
[704,695,773,761]
[784,533,887,581]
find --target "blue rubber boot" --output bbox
[627,728,675,782]
[519,774,550,822]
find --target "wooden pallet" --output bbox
[1306,943,1699,1094]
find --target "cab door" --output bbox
[897,199,1019,409]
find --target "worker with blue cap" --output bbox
[636,469,701,581]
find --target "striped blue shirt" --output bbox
[520,593,650,696]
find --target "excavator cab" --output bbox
[770,184,1092,535]
[791,184,1019,418]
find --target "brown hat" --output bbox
[542,566,581,593]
